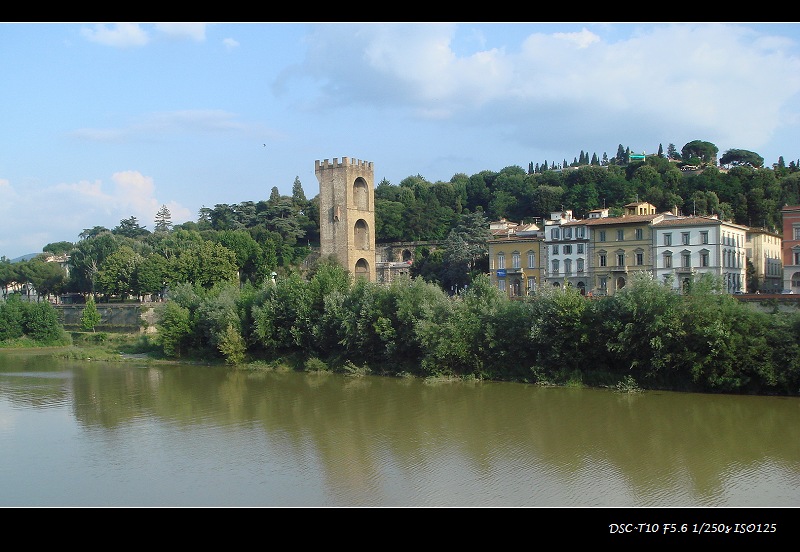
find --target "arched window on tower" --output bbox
[353,178,369,211]
[354,219,370,250]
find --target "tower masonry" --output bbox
[315,157,376,281]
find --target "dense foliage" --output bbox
[0,294,69,345]
[152,263,800,396]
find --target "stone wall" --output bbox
[56,303,159,333]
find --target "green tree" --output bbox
[681,140,719,165]
[68,231,119,295]
[25,258,66,302]
[157,300,193,357]
[168,241,238,290]
[194,283,243,361]
[0,259,18,300]
[96,245,140,300]
[113,216,150,238]
[79,226,110,240]
[42,241,74,255]
[291,176,308,206]
[0,295,24,341]
[80,295,102,333]
[214,229,265,285]
[251,272,313,353]
[666,143,680,160]
[375,199,406,242]
[154,205,173,232]
[719,149,764,168]
[134,253,168,300]
[22,301,64,342]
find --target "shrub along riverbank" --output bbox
[150,262,800,396]
[3,263,799,396]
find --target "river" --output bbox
[1,348,799,510]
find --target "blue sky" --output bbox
[2,22,800,260]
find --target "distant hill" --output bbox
[9,253,39,263]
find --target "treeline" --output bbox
[153,262,800,396]
[374,153,800,244]
[2,257,797,396]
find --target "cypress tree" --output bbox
[81,296,101,333]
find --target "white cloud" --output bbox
[0,172,192,258]
[80,23,150,48]
[223,38,239,51]
[70,110,251,143]
[155,23,207,42]
[293,23,800,154]
[552,27,601,49]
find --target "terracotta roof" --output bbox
[581,214,662,226]
[652,216,747,229]
[652,216,721,227]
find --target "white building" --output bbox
[651,215,748,293]
[542,210,592,294]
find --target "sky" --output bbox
[2,22,800,261]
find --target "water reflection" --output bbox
[1,350,799,507]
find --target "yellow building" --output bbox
[584,202,664,296]
[488,220,545,297]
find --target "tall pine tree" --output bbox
[154,205,172,232]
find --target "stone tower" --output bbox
[315,156,376,281]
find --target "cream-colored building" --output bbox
[745,227,783,293]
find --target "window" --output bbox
[577,227,586,239]
[527,277,536,293]
[563,244,572,255]
[577,258,584,272]
[512,252,520,269]
[527,251,535,268]
[682,232,690,245]
[635,228,643,240]
[552,244,559,255]
[795,226,800,240]
[617,229,624,241]
[664,233,672,246]
[682,252,691,268]
[794,251,800,266]
[498,279,506,292]
[564,228,573,239]
[701,231,709,244]
[551,228,560,240]
[700,251,709,267]
[599,230,606,242]
[497,253,505,270]
[636,252,644,266]
[577,244,584,254]
[599,253,607,267]
[552,259,560,273]
[664,253,672,268]
[564,259,572,274]
[617,252,625,267]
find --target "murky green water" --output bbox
[1,349,799,507]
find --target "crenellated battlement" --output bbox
[315,157,374,172]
